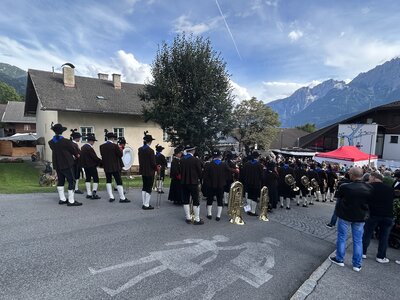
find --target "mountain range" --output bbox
[0,63,27,95]
[268,57,400,128]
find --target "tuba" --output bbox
[228,181,245,225]
[301,175,313,191]
[259,186,269,222]
[310,178,320,192]
[285,174,300,191]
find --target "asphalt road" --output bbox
[0,189,337,300]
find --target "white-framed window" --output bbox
[80,126,94,142]
[113,128,124,138]
[390,136,399,144]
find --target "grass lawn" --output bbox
[0,161,170,194]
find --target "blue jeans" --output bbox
[362,216,394,259]
[329,202,339,225]
[336,218,365,268]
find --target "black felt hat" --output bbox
[212,149,221,158]
[105,131,117,139]
[143,131,155,142]
[184,145,196,152]
[51,123,67,134]
[70,129,82,139]
[87,133,97,141]
[155,144,165,152]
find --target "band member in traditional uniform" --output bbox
[80,133,101,199]
[223,151,239,206]
[278,161,294,209]
[242,151,264,216]
[315,163,327,201]
[203,149,230,221]
[326,164,338,202]
[70,129,83,194]
[155,144,168,194]
[48,123,82,206]
[180,145,204,224]
[138,131,157,210]
[264,160,279,209]
[100,131,130,203]
[168,146,183,205]
[295,162,309,207]
[307,164,319,205]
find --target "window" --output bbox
[23,124,31,131]
[390,136,398,144]
[113,128,124,138]
[80,126,94,142]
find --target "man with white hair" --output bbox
[329,167,373,272]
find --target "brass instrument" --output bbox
[301,175,313,191]
[285,174,300,192]
[259,186,269,222]
[310,178,320,192]
[228,181,245,225]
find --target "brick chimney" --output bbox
[62,63,75,87]
[113,73,121,89]
[98,73,109,80]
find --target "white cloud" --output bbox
[173,15,221,35]
[230,80,251,103]
[115,50,152,83]
[259,80,323,102]
[324,37,400,77]
[288,30,303,41]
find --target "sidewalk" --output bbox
[292,239,399,300]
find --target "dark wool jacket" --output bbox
[80,144,102,168]
[368,182,395,218]
[180,154,202,185]
[335,180,373,222]
[100,141,123,173]
[138,144,157,176]
[202,160,230,189]
[48,136,78,171]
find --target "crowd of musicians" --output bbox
[48,123,400,226]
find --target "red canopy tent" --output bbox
[313,146,378,167]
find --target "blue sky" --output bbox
[1,0,400,102]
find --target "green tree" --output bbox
[141,33,235,152]
[0,82,22,103]
[233,97,280,155]
[296,123,316,133]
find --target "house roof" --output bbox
[299,99,400,147]
[25,69,147,116]
[270,128,309,149]
[1,101,36,123]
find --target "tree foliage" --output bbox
[233,97,280,155]
[141,34,235,151]
[0,82,22,103]
[296,123,316,133]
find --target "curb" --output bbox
[289,250,334,300]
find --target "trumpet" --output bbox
[285,174,300,192]
[228,181,245,225]
[301,175,313,191]
[259,186,269,222]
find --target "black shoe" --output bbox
[302,204,308,207]
[297,203,300,206]
[316,200,320,202]
[280,205,284,208]
[206,215,212,220]
[113,188,118,191]
[119,199,131,203]
[215,217,221,221]
[185,219,192,224]
[329,256,344,267]
[309,202,314,205]
[160,190,165,194]
[59,200,67,205]
[74,190,84,194]
[86,195,93,199]
[247,212,259,217]
[330,200,334,202]
[67,201,82,206]
[142,205,154,210]
[286,207,291,210]
[91,194,101,200]
[193,219,204,225]
[109,198,115,202]
[326,223,334,228]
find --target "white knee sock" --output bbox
[117,185,125,200]
[142,191,146,205]
[75,179,79,191]
[280,197,284,207]
[286,198,290,208]
[93,182,98,192]
[217,206,223,218]
[296,195,300,204]
[146,193,151,206]
[85,182,92,196]
[57,186,66,201]
[106,183,114,199]
[183,204,191,220]
[68,190,75,204]
[193,206,200,222]
[207,205,212,216]
[224,192,228,205]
